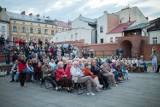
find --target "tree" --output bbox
[0,6,3,12]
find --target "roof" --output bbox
[124,23,150,31]
[107,21,134,34]
[7,12,56,25]
[56,21,71,28]
[79,15,96,24]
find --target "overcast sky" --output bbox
[0,0,159,22]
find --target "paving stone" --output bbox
[0,72,160,107]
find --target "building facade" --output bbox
[50,28,92,44]
[97,12,119,43]
[115,6,148,24]
[7,11,57,43]
[148,18,160,44]
[56,21,71,33]
[0,8,9,39]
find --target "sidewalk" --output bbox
[0,72,160,107]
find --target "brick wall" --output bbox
[0,51,14,62]
[54,38,160,60]
[0,38,158,62]
[142,44,160,60]
[107,14,119,31]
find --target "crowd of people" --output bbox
[9,40,153,96]
[7,38,131,95]
[0,35,159,96]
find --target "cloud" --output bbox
[77,0,131,13]
[45,0,80,12]
[133,0,160,11]
[0,0,160,21]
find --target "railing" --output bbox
[80,50,140,59]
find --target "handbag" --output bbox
[22,68,30,74]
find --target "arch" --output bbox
[120,40,132,58]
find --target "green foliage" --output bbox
[0,6,2,12]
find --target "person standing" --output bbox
[0,35,5,52]
[4,47,10,64]
[156,60,160,73]
[12,51,19,63]
[151,51,158,72]
[18,55,28,87]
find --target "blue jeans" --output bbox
[10,71,19,81]
[113,71,118,81]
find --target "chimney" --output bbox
[36,14,40,17]
[29,13,32,16]
[146,17,148,20]
[68,21,72,25]
[21,11,25,15]
[104,11,107,14]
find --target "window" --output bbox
[51,30,54,35]
[110,37,113,42]
[100,26,103,33]
[75,33,78,40]
[45,39,48,42]
[1,26,5,31]
[152,37,157,44]
[71,35,73,39]
[115,37,118,41]
[100,38,103,43]
[30,27,33,33]
[21,26,26,33]
[56,37,58,41]
[37,28,41,34]
[44,29,48,34]
[13,26,17,32]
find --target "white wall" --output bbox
[50,28,92,44]
[149,30,160,44]
[141,28,148,37]
[105,33,122,43]
[97,13,108,43]
[116,7,148,24]
[72,18,93,29]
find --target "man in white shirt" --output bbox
[70,61,98,96]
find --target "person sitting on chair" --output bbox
[42,60,58,90]
[10,60,19,82]
[139,55,147,72]
[70,61,99,96]
[55,61,73,92]
[100,61,118,87]
[82,62,103,89]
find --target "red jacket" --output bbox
[55,67,65,81]
[35,66,42,73]
[19,39,24,46]
[82,67,97,79]
[18,61,27,73]
[50,47,54,56]
[65,65,72,79]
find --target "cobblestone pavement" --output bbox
[0,71,160,107]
